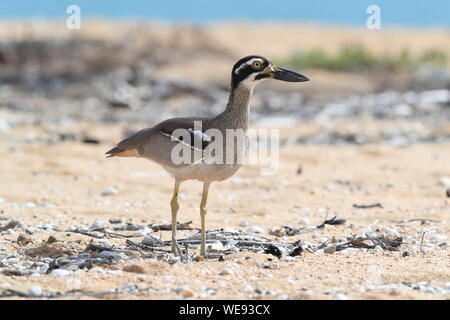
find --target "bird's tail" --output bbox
[105,147,122,158]
[105,147,139,158]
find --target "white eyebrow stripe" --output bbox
[234,58,264,74]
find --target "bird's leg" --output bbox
[199,182,211,257]
[170,180,181,255]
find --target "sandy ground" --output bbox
[0,20,449,300]
[0,123,449,300]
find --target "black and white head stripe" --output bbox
[231,55,270,88]
[234,57,264,74]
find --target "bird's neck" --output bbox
[220,85,253,129]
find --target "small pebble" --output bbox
[219,268,235,275]
[22,202,36,209]
[429,234,447,242]
[121,283,138,294]
[94,239,113,248]
[0,119,10,133]
[300,226,317,233]
[109,218,122,224]
[99,251,129,260]
[173,285,189,294]
[1,220,20,231]
[382,227,400,237]
[298,217,310,225]
[136,274,146,281]
[141,235,162,246]
[299,290,314,299]
[40,203,55,209]
[46,236,57,243]
[243,284,254,292]
[40,224,55,231]
[181,289,194,298]
[282,256,296,262]
[207,241,224,251]
[89,221,106,231]
[77,253,91,259]
[324,244,336,254]
[28,286,43,297]
[7,258,19,265]
[167,255,180,264]
[222,227,239,233]
[374,245,384,253]
[247,226,264,234]
[239,221,249,227]
[257,262,268,269]
[101,187,118,196]
[25,227,36,234]
[334,293,349,300]
[17,234,32,246]
[337,248,360,255]
[90,267,106,274]
[40,257,53,264]
[51,269,71,277]
[439,176,450,187]
[123,264,145,274]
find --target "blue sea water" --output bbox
[0,0,448,27]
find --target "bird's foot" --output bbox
[171,237,183,256]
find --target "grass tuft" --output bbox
[275,44,448,72]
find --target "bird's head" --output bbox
[231,55,309,89]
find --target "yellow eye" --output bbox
[252,61,262,69]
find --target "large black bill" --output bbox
[272,67,309,82]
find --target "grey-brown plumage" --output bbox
[106,55,309,257]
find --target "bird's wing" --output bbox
[106,117,213,167]
[105,127,154,158]
[156,117,214,151]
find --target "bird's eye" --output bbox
[252,61,262,69]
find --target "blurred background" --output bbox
[0,0,449,147]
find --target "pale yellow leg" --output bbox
[199,182,211,257]
[170,180,181,254]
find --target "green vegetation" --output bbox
[275,44,448,72]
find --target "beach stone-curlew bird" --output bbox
[106,55,309,257]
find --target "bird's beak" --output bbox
[261,65,310,82]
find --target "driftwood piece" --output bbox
[353,203,383,209]
[58,218,403,262]
[0,220,20,232]
[150,221,195,231]
[317,216,346,228]
[126,240,171,253]
[271,216,346,236]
